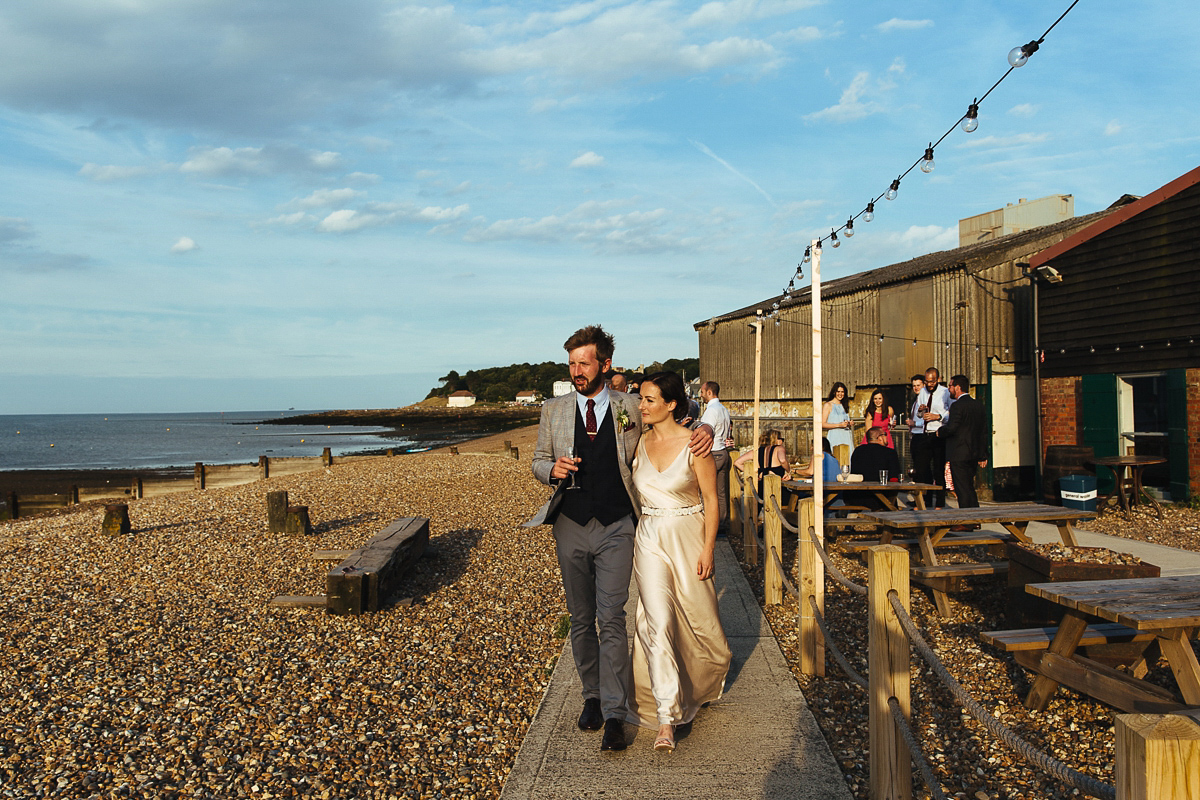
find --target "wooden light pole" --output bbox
[811,239,824,543]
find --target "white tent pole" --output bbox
[811,239,823,542]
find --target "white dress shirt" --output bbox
[699,397,731,453]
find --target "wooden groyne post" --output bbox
[267,491,289,533]
[102,504,132,536]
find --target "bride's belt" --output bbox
[641,504,703,517]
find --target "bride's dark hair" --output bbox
[642,371,689,422]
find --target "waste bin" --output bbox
[1059,474,1097,512]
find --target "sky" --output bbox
[2,0,1198,414]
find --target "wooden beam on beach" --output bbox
[269,595,327,609]
[314,550,355,561]
[326,517,429,615]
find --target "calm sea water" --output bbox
[0,411,413,471]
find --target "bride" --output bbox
[626,371,732,752]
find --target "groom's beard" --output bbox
[574,372,604,396]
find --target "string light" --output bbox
[1008,40,1041,67]
[920,144,936,174]
[766,0,1081,303]
[961,101,979,133]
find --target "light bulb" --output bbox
[845,330,851,339]
[912,338,917,347]
[886,179,900,201]
[844,218,854,238]
[920,144,935,173]
[961,102,979,133]
[802,247,811,263]
[774,318,781,326]
[1008,40,1040,68]
[863,201,874,223]
[830,231,840,248]
[772,301,780,310]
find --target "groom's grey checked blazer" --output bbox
[529,390,645,525]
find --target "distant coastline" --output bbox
[262,399,541,447]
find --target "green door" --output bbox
[1081,373,1119,494]
[1167,368,1190,501]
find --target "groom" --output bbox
[530,325,711,752]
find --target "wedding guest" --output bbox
[625,372,731,753]
[861,389,895,448]
[910,367,951,508]
[822,382,854,467]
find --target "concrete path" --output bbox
[501,540,852,800]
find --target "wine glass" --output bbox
[565,446,580,490]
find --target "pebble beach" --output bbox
[4,418,1200,800]
[1,434,561,799]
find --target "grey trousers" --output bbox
[552,513,636,721]
[712,449,731,532]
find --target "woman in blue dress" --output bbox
[822,382,854,467]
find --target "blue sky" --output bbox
[2,0,1197,414]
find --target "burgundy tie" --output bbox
[586,399,597,439]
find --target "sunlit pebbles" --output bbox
[0,451,563,799]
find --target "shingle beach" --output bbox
[1,435,559,799]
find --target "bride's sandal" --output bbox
[653,724,675,753]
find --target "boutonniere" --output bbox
[613,405,635,432]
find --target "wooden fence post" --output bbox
[102,503,132,536]
[259,456,269,480]
[868,544,912,800]
[132,477,143,499]
[3,491,17,520]
[504,439,512,455]
[286,505,313,536]
[267,491,289,533]
[322,447,333,467]
[194,462,205,490]
[729,466,743,533]
[510,446,519,460]
[798,498,825,676]
[764,474,783,606]
[1115,712,1200,800]
[742,467,759,564]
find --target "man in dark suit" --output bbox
[939,375,989,527]
[529,325,711,752]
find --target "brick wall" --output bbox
[1039,375,1082,458]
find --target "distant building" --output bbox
[553,380,574,397]
[959,195,1074,246]
[447,390,476,408]
[515,390,540,405]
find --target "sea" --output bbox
[0,411,415,472]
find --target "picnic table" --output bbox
[781,480,939,525]
[855,504,1098,617]
[1014,575,1200,713]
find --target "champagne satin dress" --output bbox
[626,439,732,729]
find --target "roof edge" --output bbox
[1030,165,1200,268]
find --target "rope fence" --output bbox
[744,472,1182,800]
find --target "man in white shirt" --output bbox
[910,367,952,508]
[699,381,732,535]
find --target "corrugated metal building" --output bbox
[694,206,1119,498]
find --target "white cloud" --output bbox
[464,199,696,254]
[876,18,933,33]
[316,204,469,233]
[1008,103,1039,118]
[170,236,198,254]
[957,132,1049,150]
[264,212,312,227]
[570,151,605,168]
[688,0,821,27]
[180,146,343,177]
[292,188,365,209]
[346,172,381,184]
[79,163,157,182]
[1104,120,1122,136]
[804,71,890,123]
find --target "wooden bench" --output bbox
[839,532,1007,552]
[981,622,1156,652]
[327,517,429,615]
[912,560,1009,594]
